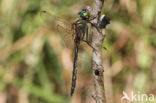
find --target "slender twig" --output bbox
[86,0,106,103]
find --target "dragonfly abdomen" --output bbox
[71,43,79,96]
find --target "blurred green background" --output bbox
[0,0,156,103]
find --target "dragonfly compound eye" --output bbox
[78,9,89,19]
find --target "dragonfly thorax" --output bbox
[71,19,88,47]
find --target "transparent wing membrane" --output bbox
[40,10,74,48]
[56,25,74,49]
[40,10,71,27]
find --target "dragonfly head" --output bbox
[78,9,89,20]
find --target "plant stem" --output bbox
[87,0,106,103]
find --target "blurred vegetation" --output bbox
[0,0,156,103]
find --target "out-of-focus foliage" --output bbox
[0,0,155,103]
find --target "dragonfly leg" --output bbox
[82,40,95,50]
[83,25,96,51]
[82,40,98,56]
[88,22,103,34]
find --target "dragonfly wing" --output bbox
[40,10,71,28]
[40,10,74,49]
[56,24,74,49]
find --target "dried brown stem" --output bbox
[87,0,106,103]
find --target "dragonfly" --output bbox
[40,9,94,96]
